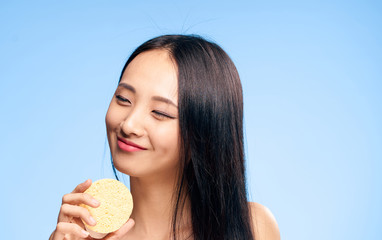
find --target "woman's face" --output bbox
[106,50,180,178]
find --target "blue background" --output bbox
[0,1,381,239]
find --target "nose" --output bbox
[120,109,146,137]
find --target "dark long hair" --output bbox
[113,35,254,240]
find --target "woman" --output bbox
[50,35,280,240]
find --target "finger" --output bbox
[62,192,100,208]
[59,204,97,226]
[105,218,135,239]
[55,222,90,239]
[72,217,86,229]
[72,179,92,193]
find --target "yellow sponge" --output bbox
[80,179,133,238]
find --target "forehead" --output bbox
[120,50,178,102]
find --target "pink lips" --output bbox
[117,137,147,152]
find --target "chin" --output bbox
[112,158,150,178]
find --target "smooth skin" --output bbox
[50,50,280,240]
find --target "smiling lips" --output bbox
[117,137,147,152]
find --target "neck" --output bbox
[128,173,191,239]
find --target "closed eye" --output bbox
[116,95,131,104]
[152,110,175,119]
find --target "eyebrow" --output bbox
[152,96,178,108]
[118,82,178,108]
[118,82,135,93]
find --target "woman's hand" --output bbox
[49,179,135,240]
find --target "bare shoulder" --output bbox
[248,202,280,240]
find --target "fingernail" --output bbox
[89,216,97,225]
[92,199,100,206]
[81,230,89,237]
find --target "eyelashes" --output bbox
[115,95,175,119]
[116,95,131,104]
[152,110,176,119]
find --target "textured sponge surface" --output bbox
[80,179,133,234]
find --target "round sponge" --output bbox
[80,179,133,239]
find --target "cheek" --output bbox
[105,104,121,137]
[152,123,180,156]
[105,109,113,134]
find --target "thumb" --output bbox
[104,218,135,239]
